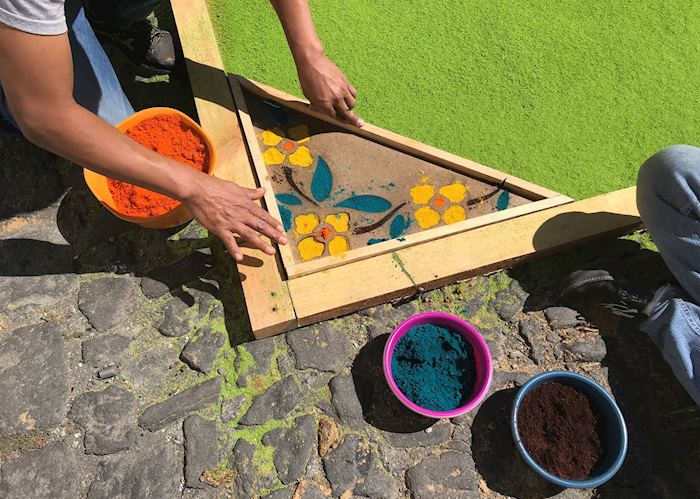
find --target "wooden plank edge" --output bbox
[236,76,562,201]
[171,0,297,338]
[289,187,641,325]
[286,194,574,278]
[228,74,297,273]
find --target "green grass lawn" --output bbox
[207,0,700,199]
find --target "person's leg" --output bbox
[637,145,700,303]
[640,286,700,406]
[0,0,133,137]
[66,0,134,125]
[83,0,164,26]
[83,0,175,75]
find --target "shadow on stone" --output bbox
[471,388,563,499]
[351,334,434,433]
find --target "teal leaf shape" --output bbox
[278,205,293,231]
[368,238,388,246]
[496,191,510,211]
[390,215,410,239]
[275,193,302,206]
[334,195,391,213]
[311,156,333,202]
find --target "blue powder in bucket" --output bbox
[391,323,476,412]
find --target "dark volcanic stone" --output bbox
[383,419,453,448]
[545,307,582,330]
[228,439,277,497]
[406,452,478,498]
[0,322,67,435]
[240,376,302,425]
[87,437,181,499]
[158,288,213,337]
[221,394,248,423]
[139,377,221,431]
[0,443,80,499]
[262,414,316,484]
[565,337,607,363]
[82,334,132,368]
[329,373,365,427]
[287,322,350,372]
[519,319,549,366]
[184,415,219,488]
[0,274,78,319]
[323,435,398,498]
[68,385,136,455]
[141,251,211,299]
[236,336,278,387]
[492,288,523,322]
[180,325,225,374]
[78,277,135,331]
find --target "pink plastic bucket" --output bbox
[383,312,493,419]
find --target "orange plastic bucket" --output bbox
[83,107,218,229]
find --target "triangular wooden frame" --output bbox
[229,75,573,279]
[171,0,642,339]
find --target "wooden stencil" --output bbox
[230,75,572,278]
[172,0,642,339]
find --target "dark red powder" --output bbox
[108,114,209,217]
[517,381,605,480]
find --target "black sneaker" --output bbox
[560,257,672,319]
[88,17,176,75]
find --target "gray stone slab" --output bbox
[323,435,398,498]
[0,322,67,434]
[82,334,132,368]
[329,373,365,427]
[383,419,453,447]
[0,443,80,499]
[158,288,212,337]
[262,414,315,485]
[565,336,607,363]
[87,436,181,499]
[78,277,135,331]
[545,306,583,330]
[239,376,302,425]
[68,385,136,455]
[141,251,211,299]
[221,394,248,423]
[236,336,278,387]
[184,415,218,489]
[519,319,549,366]
[406,452,479,498]
[180,325,225,374]
[228,439,277,497]
[0,274,77,319]
[139,377,221,431]
[287,322,350,372]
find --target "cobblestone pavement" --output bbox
[2,10,700,499]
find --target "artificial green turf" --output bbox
[207,0,700,199]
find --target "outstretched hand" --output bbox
[185,175,288,261]
[297,54,364,127]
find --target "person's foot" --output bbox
[88,17,176,75]
[560,257,672,319]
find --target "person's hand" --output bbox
[184,175,288,261]
[297,54,364,127]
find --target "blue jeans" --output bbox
[637,145,700,406]
[0,0,161,133]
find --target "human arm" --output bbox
[0,23,287,261]
[270,0,363,127]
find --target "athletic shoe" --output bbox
[560,257,672,319]
[88,17,176,75]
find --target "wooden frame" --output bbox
[171,0,643,338]
[230,75,573,278]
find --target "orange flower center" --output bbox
[315,227,332,242]
[282,140,295,151]
[433,195,447,208]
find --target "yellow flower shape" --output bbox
[410,181,469,228]
[294,212,351,261]
[262,124,313,167]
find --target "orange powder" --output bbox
[107,114,209,217]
